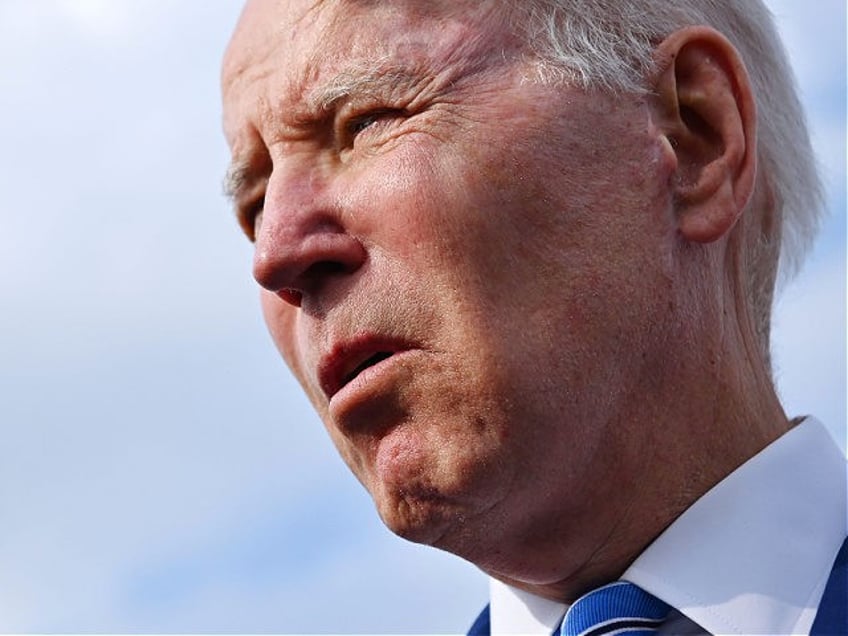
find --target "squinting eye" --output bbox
[346,108,405,140]
[348,113,381,136]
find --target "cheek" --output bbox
[346,145,451,257]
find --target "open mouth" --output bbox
[319,341,406,401]
[341,351,394,388]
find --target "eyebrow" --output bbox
[222,65,422,202]
[314,64,420,112]
[222,159,253,203]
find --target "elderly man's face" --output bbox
[222,0,678,572]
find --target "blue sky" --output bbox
[0,1,844,632]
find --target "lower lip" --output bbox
[328,350,414,417]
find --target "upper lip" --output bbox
[317,336,410,401]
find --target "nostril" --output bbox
[289,260,355,301]
[304,260,351,278]
[252,228,367,306]
[268,261,356,307]
[279,288,303,306]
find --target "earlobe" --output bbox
[651,27,757,244]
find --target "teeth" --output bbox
[344,351,392,386]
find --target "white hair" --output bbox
[506,0,824,357]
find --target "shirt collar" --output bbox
[489,577,566,635]
[624,417,847,635]
[488,418,847,636]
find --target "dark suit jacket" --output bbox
[468,536,848,635]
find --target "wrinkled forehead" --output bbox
[220,0,521,147]
[222,0,327,87]
[222,0,507,89]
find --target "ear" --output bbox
[651,27,757,243]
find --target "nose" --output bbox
[252,166,366,307]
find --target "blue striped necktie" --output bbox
[560,581,672,636]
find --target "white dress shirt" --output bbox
[489,417,847,635]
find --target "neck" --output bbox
[480,263,790,604]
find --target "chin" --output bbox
[372,483,467,546]
[346,413,511,547]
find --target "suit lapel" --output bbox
[810,535,848,635]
